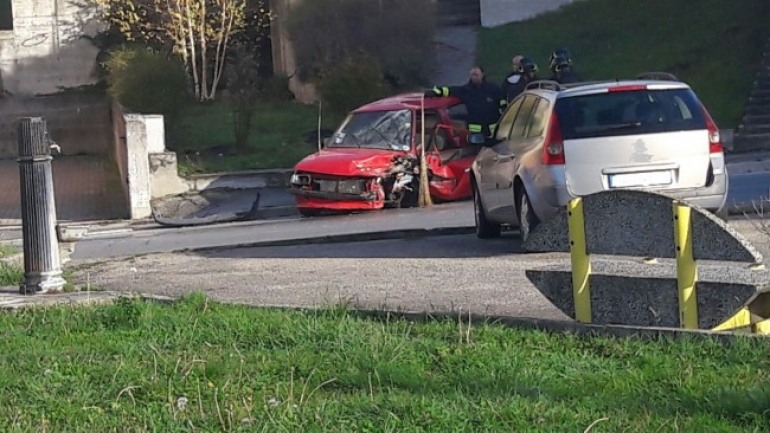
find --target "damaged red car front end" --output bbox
[289,93,476,216]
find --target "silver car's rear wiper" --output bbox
[577,122,643,135]
[601,121,642,131]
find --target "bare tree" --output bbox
[95,0,257,101]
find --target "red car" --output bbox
[289,92,480,216]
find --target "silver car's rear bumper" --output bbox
[533,171,728,223]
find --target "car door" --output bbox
[475,97,523,220]
[487,95,537,221]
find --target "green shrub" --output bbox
[104,48,190,118]
[318,56,391,117]
[225,46,261,150]
[287,0,436,89]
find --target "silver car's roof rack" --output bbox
[636,71,679,81]
[524,80,563,91]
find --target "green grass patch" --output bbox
[0,262,22,286]
[1,293,769,431]
[0,244,18,259]
[478,0,770,128]
[167,100,344,175]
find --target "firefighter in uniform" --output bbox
[425,66,506,138]
[549,48,582,84]
[502,57,539,103]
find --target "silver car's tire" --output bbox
[518,189,540,243]
[474,185,501,239]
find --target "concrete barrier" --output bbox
[185,169,293,192]
[522,189,770,334]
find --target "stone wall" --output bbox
[480,0,583,28]
[0,0,103,96]
[0,92,112,159]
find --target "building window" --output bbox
[0,0,12,31]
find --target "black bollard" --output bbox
[17,117,65,294]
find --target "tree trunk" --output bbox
[198,0,210,101]
[184,1,201,100]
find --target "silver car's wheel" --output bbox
[518,190,540,243]
[474,185,501,239]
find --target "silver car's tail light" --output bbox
[542,113,565,165]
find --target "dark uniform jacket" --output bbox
[501,72,531,103]
[550,69,582,84]
[427,79,506,137]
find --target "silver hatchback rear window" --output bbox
[554,88,707,140]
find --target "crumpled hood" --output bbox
[294,148,406,177]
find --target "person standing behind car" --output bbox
[502,56,539,103]
[501,55,523,102]
[425,66,506,138]
[549,47,582,84]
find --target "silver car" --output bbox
[470,76,728,241]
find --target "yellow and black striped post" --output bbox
[568,198,592,323]
[673,201,699,329]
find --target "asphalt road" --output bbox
[727,172,770,209]
[70,171,770,260]
[70,201,475,259]
[69,226,770,323]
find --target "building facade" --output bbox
[0,0,102,96]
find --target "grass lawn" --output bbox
[478,0,770,129]
[0,245,21,286]
[0,262,22,286]
[1,293,769,431]
[0,244,18,259]
[166,100,344,175]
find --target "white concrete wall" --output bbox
[124,114,152,219]
[148,152,189,199]
[480,0,583,28]
[0,0,104,95]
[144,115,166,154]
[119,109,188,217]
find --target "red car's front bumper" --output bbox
[290,183,386,211]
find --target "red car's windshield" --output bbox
[327,109,413,151]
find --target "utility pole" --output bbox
[418,94,433,207]
[17,117,66,294]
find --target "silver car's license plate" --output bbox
[609,171,672,188]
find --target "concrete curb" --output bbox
[350,309,764,342]
[176,226,477,255]
[133,294,764,343]
[185,168,294,192]
[1,291,760,341]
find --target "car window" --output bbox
[495,96,523,141]
[554,88,707,140]
[510,95,537,139]
[430,126,453,151]
[526,97,550,138]
[329,109,413,150]
[415,110,441,132]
